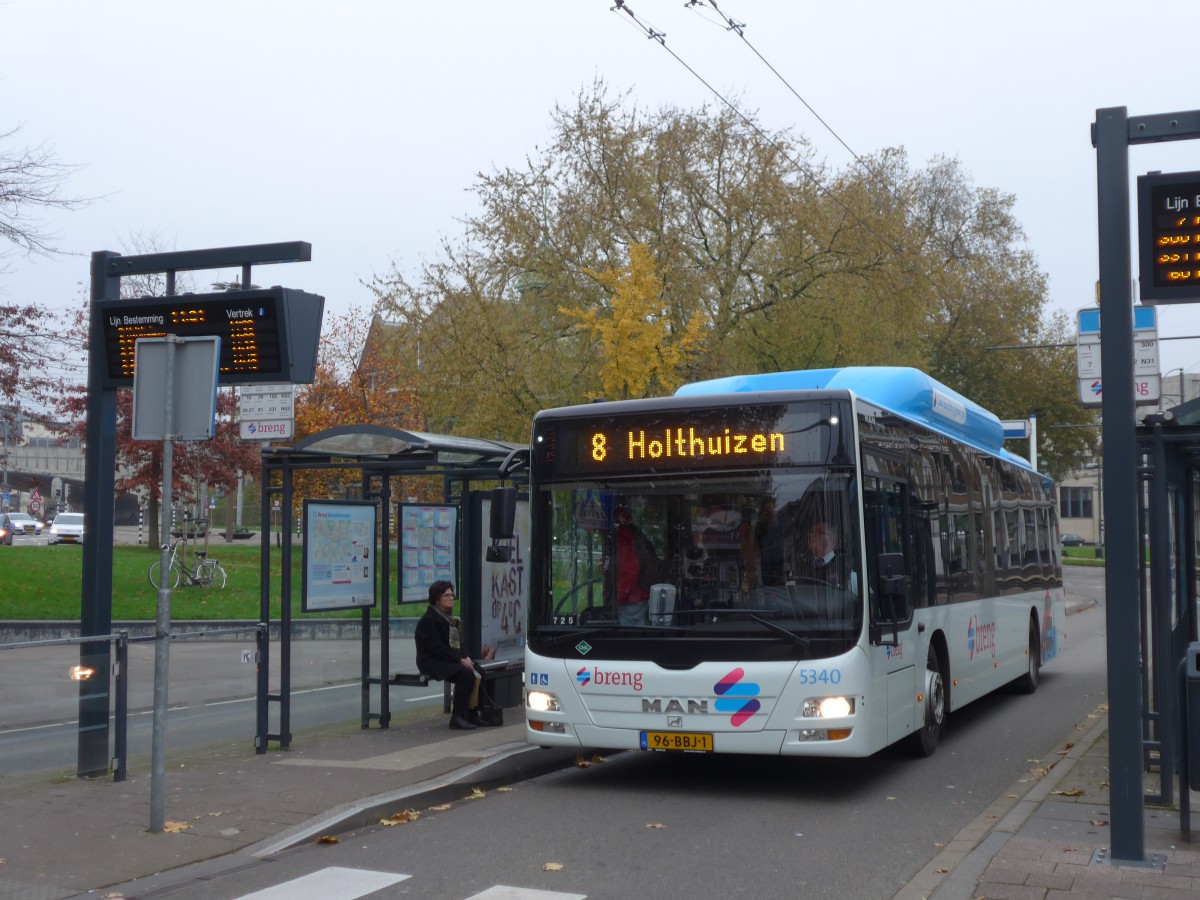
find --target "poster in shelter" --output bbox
[400,504,458,602]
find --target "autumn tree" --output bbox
[292,306,429,501]
[367,79,1094,477]
[562,243,706,400]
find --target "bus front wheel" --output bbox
[1012,618,1041,695]
[906,646,945,757]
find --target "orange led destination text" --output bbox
[590,427,785,463]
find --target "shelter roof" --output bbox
[266,425,524,476]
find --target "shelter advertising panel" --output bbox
[400,504,458,603]
[301,500,376,612]
[478,496,530,662]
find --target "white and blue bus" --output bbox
[523,367,1064,757]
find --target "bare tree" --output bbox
[0,126,88,460]
[0,126,86,265]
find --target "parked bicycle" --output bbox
[147,538,227,589]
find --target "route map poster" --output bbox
[400,504,458,603]
[301,500,377,612]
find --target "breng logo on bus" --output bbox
[576,666,643,691]
[968,616,997,660]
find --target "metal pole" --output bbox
[1029,415,1038,471]
[78,250,119,779]
[149,337,177,833]
[1094,105,1145,862]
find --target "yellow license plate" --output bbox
[640,730,713,752]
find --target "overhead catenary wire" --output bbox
[609,0,1063,354]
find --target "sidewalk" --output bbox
[899,714,1200,899]
[0,706,579,900]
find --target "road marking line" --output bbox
[466,887,588,899]
[233,866,409,899]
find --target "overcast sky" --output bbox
[4,0,1199,395]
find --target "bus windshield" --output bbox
[530,470,862,656]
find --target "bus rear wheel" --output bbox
[906,646,945,757]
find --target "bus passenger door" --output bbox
[862,476,919,745]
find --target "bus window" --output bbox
[862,475,913,633]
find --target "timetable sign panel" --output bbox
[97,287,324,387]
[1138,170,1200,303]
[238,386,295,419]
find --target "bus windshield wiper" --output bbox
[747,614,811,649]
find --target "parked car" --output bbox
[1060,532,1086,547]
[0,512,42,544]
[48,512,84,545]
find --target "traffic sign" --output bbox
[29,488,42,517]
[1002,419,1030,439]
[1076,306,1161,407]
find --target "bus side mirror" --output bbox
[490,487,516,539]
[879,552,907,598]
[486,487,518,563]
[876,552,911,645]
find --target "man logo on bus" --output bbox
[713,667,761,727]
[967,616,997,660]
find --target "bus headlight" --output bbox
[527,689,561,712]
[802,696,855,718]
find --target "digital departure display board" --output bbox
[1138,170,1200,303]
[97,287,324,387]
[532,401,850,477]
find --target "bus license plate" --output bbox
[640,730,713,752]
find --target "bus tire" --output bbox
[905,645,945,757]
[1012,617,1041,695]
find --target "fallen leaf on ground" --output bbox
[1057,743,1075,755]
[315,835,339,844]
[380,810,420,826]
[544,862,564,871]
[933,842,945,848]
[1052,789,1085,797]
[162,821,190,833]
[646,823,665,829]
[1090,819,1109,826]
[465,787,486,800]
[935,867,950,873]
[497,787,513,792]
[428,803,452,811]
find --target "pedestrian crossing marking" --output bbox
[465,889,587,900]
[231,867,587,900]
[233,866,409,899]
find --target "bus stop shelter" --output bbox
[253,425,525,751]
[1136,399,1200,832]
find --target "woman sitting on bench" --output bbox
[414,580,500,730]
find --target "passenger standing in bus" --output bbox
[612,505,654,625]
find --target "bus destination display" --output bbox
[1138,170,1200,302]
[97,287,324,386]
[534,403,849,476]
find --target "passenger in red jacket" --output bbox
[612,505,656,625]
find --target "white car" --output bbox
[1,512,42,544]
[48,512,84,545]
